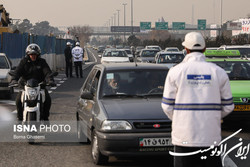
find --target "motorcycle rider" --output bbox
[9,44,56,121]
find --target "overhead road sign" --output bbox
[155,22,168,30]
[140,22,151,30]
[198,19,206,30]
[172,22,185,30]
[111,26,140,32]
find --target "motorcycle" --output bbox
[9,71,58,144]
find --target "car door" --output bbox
[77,68,101,133]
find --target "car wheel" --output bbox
[91,130,108,165]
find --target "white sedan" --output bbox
[99,50,130,63]
[0,53,13,98]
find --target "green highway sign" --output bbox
[172,22,185,30]
[155,22,168,30]
[198,19,206,30]
[140,22,151,30]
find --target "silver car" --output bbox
[0,53,13,98]
[76,63,172,165]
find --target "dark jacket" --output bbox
[64,46,72,62]
[13,56,53,85]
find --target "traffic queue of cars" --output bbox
[83,44,250,164]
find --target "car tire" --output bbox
[91,130,108,165]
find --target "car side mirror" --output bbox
[80,92,94,100]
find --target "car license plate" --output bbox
[234,105,250,111]
[139,138,172,147]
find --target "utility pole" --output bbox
[117,10,120,26]
[131,0,134,35]
[122,3,127,42]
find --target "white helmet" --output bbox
[66,42,71,46]
[76,42,80,46]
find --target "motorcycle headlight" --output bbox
[27,87,38,100]
[101,120,132,131]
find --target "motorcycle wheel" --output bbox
[26,112,37,144]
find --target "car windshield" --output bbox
[141,50,158,57]
[0,56,10,69]
[103,50,127,57]
[211,61,250,80]
[157,53,184,63]
[100,69,168,98]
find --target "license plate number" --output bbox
[234,105,250,111]
[139,138,172,147]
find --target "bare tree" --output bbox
[68,25,93,45]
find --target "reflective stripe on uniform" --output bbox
[162,97,175,105]
[221,97,234,106]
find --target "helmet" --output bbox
[66,42,71,46]
[26,44,41,56]
[76,42,80,46]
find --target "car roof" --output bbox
[158,51,184,54]
[94,63,168,71]
[219,45,250,48]
[206,58,250,62]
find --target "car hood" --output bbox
[100,98,169,120]
[230,81,250,97]
[0,69,10,79]
[101,57,129,63]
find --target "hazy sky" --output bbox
[2,0,250,28]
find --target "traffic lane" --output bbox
[0,65,174,167]
[0,142,173,167]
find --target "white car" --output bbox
[0,53,13,98]
[119,49,134,62]
[164,47,179,52]
[155,51,185,68]
[99,50,130,63]
[145,45,162,52]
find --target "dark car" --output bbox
[137,49,159,63]
[76,63,172,165]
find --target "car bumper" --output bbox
[96,131,173,157]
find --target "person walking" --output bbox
[64,42,73,78]
[72,42,84,78]
[161,32,234,167]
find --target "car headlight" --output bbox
[101,120,132,131]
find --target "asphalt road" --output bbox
[0,48,249,167]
